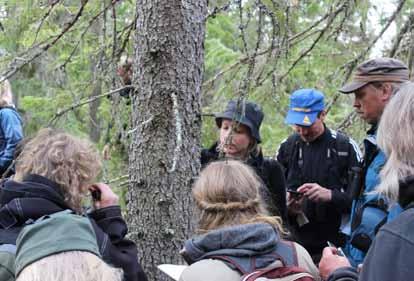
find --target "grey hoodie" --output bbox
[182,223,295,273]
[179,223,320,281]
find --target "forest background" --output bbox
[1,0,414,280]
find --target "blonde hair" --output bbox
[17,251,123,281]
[193,160,284,234]
[0,78,14,106]
[377,82,414,202]
[14,128,102,213]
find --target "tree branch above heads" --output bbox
[56,0,117,71]
[202,0,353,91]
[0,0,90,82]
[47,85,133,127]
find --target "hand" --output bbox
[89,183,119,209]
[287,192,304,216]
[298,183,332,203]
[319,247,351,280]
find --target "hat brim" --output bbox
[285,110,318,126]
[339,81,369,94]
[215,113,261,143]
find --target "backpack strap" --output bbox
[282,133,303,176]
[242,267,314,281]
[334,131,350,185]
[0,244,16,254]
[0,244,16,279]
[404,202,414,210]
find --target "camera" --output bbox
[91,189,101,201]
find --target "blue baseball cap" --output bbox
[285,89,325,126]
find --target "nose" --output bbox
[222,128,230,138]
[353,98,360,109]
[220,128,232,143]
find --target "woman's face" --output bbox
[219,119,252,158]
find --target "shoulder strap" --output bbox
[0,244,16,280]
[242,267,314,281]
[283,133,301,168]
[404,202,414,210]
[0,244,16,254]
[334,131,350,183]
[335,131,349,156]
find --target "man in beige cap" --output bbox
[324,58,409,267]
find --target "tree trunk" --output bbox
[88,78,102,143]
[126,1,207,280]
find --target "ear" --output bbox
[380,83,393,102]
[319,110,327,122]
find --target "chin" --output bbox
[225,151,239,157]
[301,136,314,142]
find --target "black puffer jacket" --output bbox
[201,143,287,221]
[0,174,147,281]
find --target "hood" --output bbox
[0,174,70,229]
[181,223,280,269]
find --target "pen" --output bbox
[327,241,346,257]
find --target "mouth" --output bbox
[224,144,236,150]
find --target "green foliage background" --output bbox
[0,0,413,187]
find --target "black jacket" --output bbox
[277,127,361,257]
[0,174,147,281]
[201,143,287,221]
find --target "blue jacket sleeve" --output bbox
[0,109,23,170]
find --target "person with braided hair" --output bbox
[179,160,320,281]
[201,100,287,221]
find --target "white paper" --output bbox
[157,264,188,281]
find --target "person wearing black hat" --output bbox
[337,57,409,267]
[201,100,287,221]
[276,88,362,263]
[319,82,414,281]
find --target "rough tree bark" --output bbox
[126,1,207,280]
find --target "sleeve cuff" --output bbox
[328,266,359,281]
[89,205,122,221]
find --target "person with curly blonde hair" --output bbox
[177,160,320,281]
[0,78,23,176]
[0,128,147,281]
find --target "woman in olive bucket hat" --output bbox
[201,100,287,221]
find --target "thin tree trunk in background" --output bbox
[88,78,102,142]
[126,1,207,280]
[88,1,106,143]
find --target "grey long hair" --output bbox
[377,81,414,202]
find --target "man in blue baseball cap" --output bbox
[276,88,362,262]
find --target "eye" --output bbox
[234,127,243,134]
